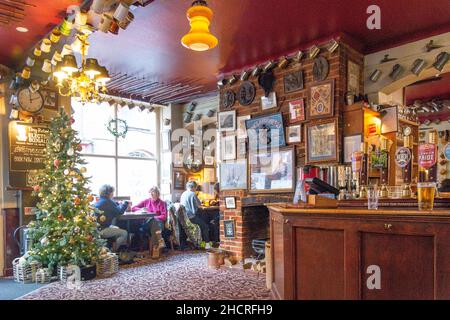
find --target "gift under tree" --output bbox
[27,108,105,271]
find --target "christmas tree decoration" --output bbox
[27,108,105,271]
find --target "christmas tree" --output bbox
[27,108,105,270]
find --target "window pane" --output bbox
[83,156,116,196]
[118,131,156,158]
[118,159,157,204]
[117,106,155,131]
[72,99,115,156]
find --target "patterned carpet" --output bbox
[17,251,271,300]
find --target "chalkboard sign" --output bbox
[9,122,50,189]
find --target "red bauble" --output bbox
[57,214,64,221]
[33,185,40,192]
[74,197,81,205]
[86,235,93,242]
[54,159,60,167]
[69,118,75,124]
[77,144,83,151]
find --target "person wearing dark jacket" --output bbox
[94,184,129,249]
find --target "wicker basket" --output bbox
[96,253,119,278]
[35,268,52,284]
[12,258,42,284]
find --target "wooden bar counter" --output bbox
[268,205,450,300]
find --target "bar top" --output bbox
[266,204,450,218]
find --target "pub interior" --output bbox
[0,0,449,301]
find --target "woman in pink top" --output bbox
[132,186,167,252]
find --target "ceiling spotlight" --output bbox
[263,61,276,72]
[277,57,290,69]
[432,51,449,72]
[228,75,238,85]
[389,64,403,80]
[369,69,382,82]
[240,70,251,81]
[411,59,426,76]
[16,27,28,33]
[251,66,262,77]
[309,45,320,59]
[425,40,443,52]
[327,40,339,53]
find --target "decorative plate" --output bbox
[238,81,256,106]
[312,56,329,82]
[222,90,235,109]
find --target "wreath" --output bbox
[107,118,128,138]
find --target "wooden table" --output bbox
[117,213,156,244]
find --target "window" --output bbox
[72,99,159,203]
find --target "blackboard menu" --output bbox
[9,122,50,189]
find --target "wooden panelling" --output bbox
[2,208,20,277]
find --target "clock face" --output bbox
[17,88,44,115]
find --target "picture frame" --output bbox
[287,125,302,143]
[173,152,184,168]
[261,92,277,110]
[347,60,360,96]
[220,159,247,190]
[284,70,304,93]
[173,170,186,190]
[237,115,251,139]
[237,139,247,159]
[221,135,236,161]
[203,167,215,182]
[289,99,305,123]
[381,105,399,134]
[41,88,58,110]
[204,155,215,166]
[249,147,295,193]
[343,134,362,163]
[306,118,338,164]
[308,79,334,119]
[223,220,236,239]
[218,110,236,132]
[224,196,236,209]
[245,112,286,151]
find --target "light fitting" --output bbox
[16,27,28,33]
[181,0,218,51]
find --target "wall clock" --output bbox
[312,56,329,82]
[222,90,235,109]
[17,87,44,115]
[238,81,256,106]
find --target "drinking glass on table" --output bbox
[367,185,379,210]
[417,182,436,211]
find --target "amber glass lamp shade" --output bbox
[96,66,111,84]
[53,62,68,81]
[181,1,218,51]
[84,58,101,78]
[61,54,78,74]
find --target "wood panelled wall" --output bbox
[218,41,364,259]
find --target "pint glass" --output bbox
[417,182,436,211]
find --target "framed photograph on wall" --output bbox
[204,155,215,166]
[289,99,305,123]
[245,112,286,151]
[381,106,399,134]
[237,115,251,139]
[221,135,236,161]
[203,167,215,182]
[306,118,338,164]
[41,88,58,110]
[249,147,295,193]
[347,60,360,96]
[284,70,304,93]
[224,196,236,209]
[308,79,334,119]
[220,159,247,190]
[218,110,236,132]
[261,92,277,110]
[173,170,186,190]
[173,152,184,168]
[343,134,362,163]
[223,220,236,239]
[237,139,247,159]
[287,125,302,143]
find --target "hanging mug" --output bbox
[75,10,88,27]
[98,13,113,33]
[42,59,52,73]
[91,0,106,14]
[60,16,74,36]
[50,29,61,43]
[26,56,35,67]
[113,2,129,22]
[21,67,31,79]
[51,51,62,66]
[40,39,52,53]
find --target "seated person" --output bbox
[94,184,129,251]
[180,181,211,249]
[132,186,166,249]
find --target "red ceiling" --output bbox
[1,0,449,92]
[0,0,82,67]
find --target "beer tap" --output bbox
[379,138,390,198]
[359,142,369,198]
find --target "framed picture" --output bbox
[173,170,186,190]
[347,60,360,96]
[220,159,247,190]
[223,220,236,239]
[173,152,184,168]
[237,139,246,158]
[224,196,236,209]
[218,110,236,132]
[343,134,362,163]
[249,147,295,193]
[289,99,305,123]
[306,118,338,164]
[221,135,236,161]
[261,92,277,110]
[41,88,58,110]
[245,112,286,151]
[284,70,304,93]
[237,115,250,139]
[203,167,215,182]
[381,106,399,134]
[308,79,334,119]
[204,155,215,166]
[287,125,302,143]
[161,130,171,152]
